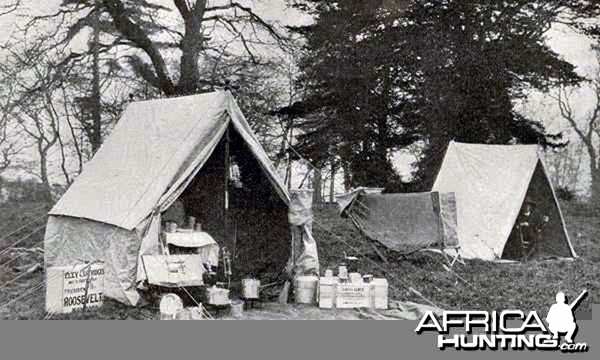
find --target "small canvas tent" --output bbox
[44,91,319,305]
[432,141,576,260]
[337,188,458,253]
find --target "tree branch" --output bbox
[0,0,20,17]
[205,1,284,43]
[102,0,175,94]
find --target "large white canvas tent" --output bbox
[432,141,576,260]
[44,91,319,305]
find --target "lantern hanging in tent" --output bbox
[229,156,243,188]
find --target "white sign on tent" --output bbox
[46,263,104,314]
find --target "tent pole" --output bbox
[224,127,230,249]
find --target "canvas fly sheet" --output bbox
[338,189,458,253]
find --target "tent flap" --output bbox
[45,215,141,305]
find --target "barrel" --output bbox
[294,275,319,304]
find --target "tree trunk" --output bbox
[38,143,53,203]
[590,163,600,210]
[285,127,294,190]
[329,162,337,203]
[90,0,102,153]
[177,0,206,94]
[312,168,322,207]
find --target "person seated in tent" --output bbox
[162,198,186,228]
[516,199,549,261]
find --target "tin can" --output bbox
[338,264,348,280]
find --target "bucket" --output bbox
[206,286,230,306]
[230,300,244,318]
[159,293,183,320]
[294,275,318,304]
[241,278,260,299]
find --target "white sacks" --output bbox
[285,190,320,277]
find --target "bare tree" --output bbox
[2,38,94,197]
[28,0,288,96]
[554,52,600,205]
[15,105,59,201]
[0,72,23,174]
[546,142,585,193]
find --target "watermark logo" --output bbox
[415,290,588,352]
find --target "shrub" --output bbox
[555,186,575,201]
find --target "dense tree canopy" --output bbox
[292,0,599,190]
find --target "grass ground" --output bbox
[0,200,597,319]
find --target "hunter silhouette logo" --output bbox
[546,291,586,343]
[415,289,589,352]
